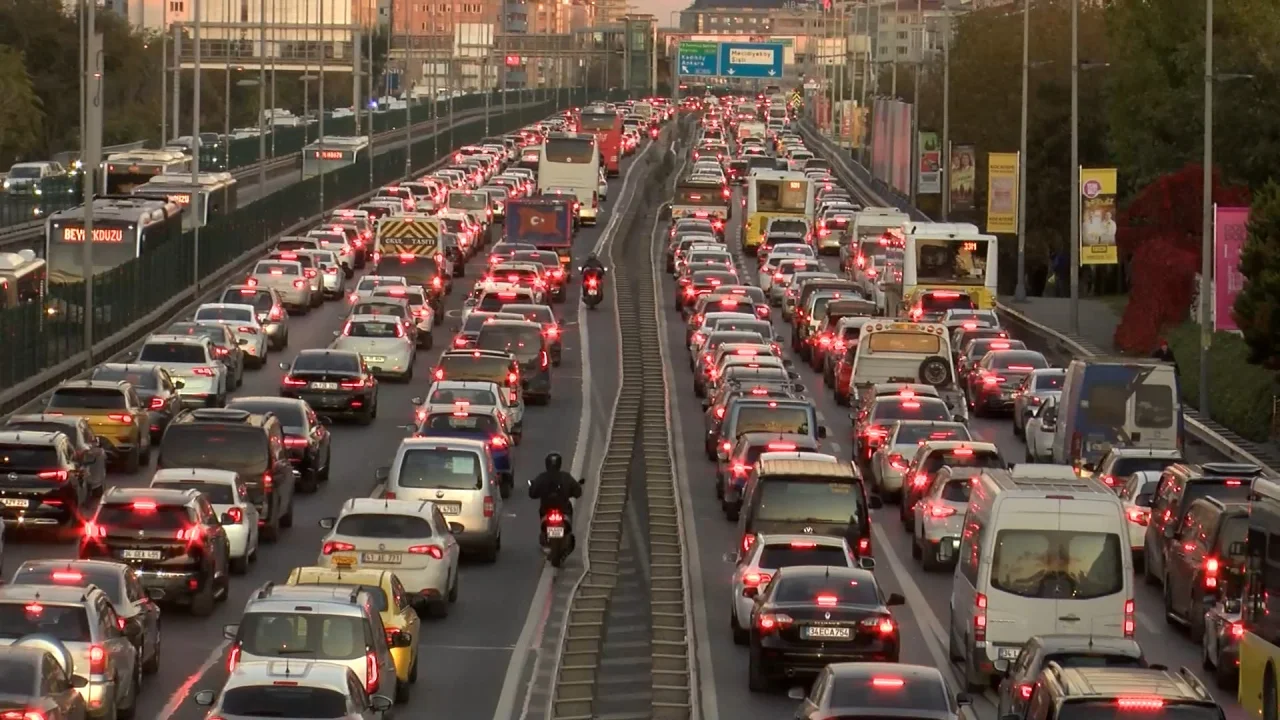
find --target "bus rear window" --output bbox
[866,332,940,354]
[579,114,617,131]
[915,239,989,286]
[544,138,596,164]
[1134,384,1174,428]
[756,180,808,213]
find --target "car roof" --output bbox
[0,430,63,446]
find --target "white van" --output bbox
[947,466,1134,692]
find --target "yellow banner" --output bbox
[1080,167,1119,265]
[986,152,1019,234]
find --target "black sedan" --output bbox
[278,349,379,425]
[747,566,904,692]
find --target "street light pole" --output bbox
[192,0,203,291]
[1014,0,1030,301]
[258,3,267,191]
[941,0,950,220]
[1199,0,1213,417]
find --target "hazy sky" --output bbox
[650,0,688,27]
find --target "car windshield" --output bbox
[990,529,1124,600]
[90,369,158,389]
[195,307,254,323]
[238,612,367,660]
[219,686,349,718]
[11,566,125,604]
[477,326,541,361]
[756,478,864,525]
[138,343,207,364]
[396,448,483,490]
[335,513,433,538]
[772,573,879,605]
[757,543,849,569]
[0,603,91,642]
[735,406,811,435]
[47,388,127,410]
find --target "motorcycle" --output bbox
[581,268,604,309]
[540,508,573,567]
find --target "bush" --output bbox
[1114,237,1197,353]
[1165,321,1277,442]
[1233,180,1280,367]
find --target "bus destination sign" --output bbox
[60,226,126,243]
[313,150,347,160]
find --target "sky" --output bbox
[648,0,688,27]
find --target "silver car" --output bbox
[267,251,323,306]
[134,334,228,407]
[193,303,270,368]
[1011,368,1066,438]
[297,249,345,298]
[248,259,312,311]
[330,314,416,380]
[910,466,978,571]
[306,230,355,276]
[217,285,289,350]
[195,659,392,719]
[351,274,408,305]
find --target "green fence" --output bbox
[1,89,629,412]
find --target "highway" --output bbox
[0,134,648,720]
[660,135,1251,720]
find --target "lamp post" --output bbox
[1014,0,1030,301]
[1067,0,1108,334]
[236,78,263,191]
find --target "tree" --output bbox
[1232,180,1280,367]
[0,46,43,167]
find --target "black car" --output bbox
[79,486,233,615]
[792,662,969,720]
[0,430,92,528]
[1161,497,1248,636]
[226,397,331,493]
[475,320,552,404]
[747,566,904,690]
[278,349,380,425]
[5,413,108,497]
[157,408,297,543]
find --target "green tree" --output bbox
[1233,180,1280,367]
[0,45,44,167]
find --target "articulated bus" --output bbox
[742,171,814,251]
[1240,476,1280,718]
[101,149,190,194]
[538,133,601,226]
[578,111,622,177]
[44,196,184,283]
[902,222,999,309]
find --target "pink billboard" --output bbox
[1213,205,1249,332]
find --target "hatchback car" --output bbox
[330,314,416,381]
[475,320,551,404]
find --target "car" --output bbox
[1019,664,1221,720]
[350,274,409,305]
[226,396,332,493]
[1023,394,1060,461]
[1201,596,1243,690]
[727,533,856,645]
[0,584,143,718]
[44,380,151,473]
[317,498,462,617]
[266,250,324,307]
[414,401,515,497]
[149,467,260,574]
[719,434,820,519]
[192,303,271,368]
[194,659,393,718]
[416,379,524,442]
[0,430,93,528]
[868,420,971,500]
[217,285,289,350]
[746,565,903,690]
[899,441,1005,531]
[279,349,380,425]
[475,319,552,404]
[330,314,417,381]
[247,259,312,311]
[162,320,246,390]
[1117,470,1161,562]
[993,635,1145,718]
[1011,368,1066,436]
[790,663,970,720]
[1161,496,1247,636]
[964,349,1049,416]
[1091,446,1183,490]
[503,303,563,365]
[11,558,164,675]
[910,466,978,571]
[3,413,108,498]
[132,334,229,408]
[284,567,422,700]
[79,487,233,616]
[295,248,346,298]
[85,363,185,442]
[0,644,90,719]
[371,286,435,347]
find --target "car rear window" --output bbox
[990,351,1048,370]
[1056,701,1221,720]
[292,353,361,374]
[1035,373,1065,390]
[90,368,159,389]
[396,448,483,490]
[923,449,1004,474]
[48,387,127,410]
[0,445,59,468]
[1109,457,1178,478]
[335,513,433,538]
[477,326,541,361]
[239,612,367,660]
[195,307,254,323]
[139,343,207,364]
[756,478,864,525]
[893,423,970,445]
[438,355,509,380]
[227,400,305,429]
[11,566,124,605]
[219,686,348,718]
[347,320,402,338]
[921,293,975,311]
[422,413,500,435]
[154,481,235,504]
[1043,652,1145,669]
[990,529,1123,599]
[734,406,811,435]
[223,289,275,312]
[0,603,91,642]
[256,262,299,275]
[829,675,950,711]
[160,426,268,473]
[758,543,849,569]
[96,503,190,530]
[428,388,498,406]
[165,324,225,344]
[871,400,951,422]
[478,294,528,312]
[940,479,972,503]
[772,573,879,605]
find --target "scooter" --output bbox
[540,509,573,568]
[581,268,604,310]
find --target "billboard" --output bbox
[1213,205,1249,332]
[917,132,941,195]
[950,144,976,211]
[986,152,1018,234]
[1079,167,1118,265]
[870,98,913,198]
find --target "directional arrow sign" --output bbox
[718,42,785,79]
[676,41,719,77]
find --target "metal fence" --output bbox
[0,89,623,413]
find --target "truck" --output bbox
[373,215,446,313]
[506,198,574,267]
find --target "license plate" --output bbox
[803,626,851,640]
[122,549,162,560]
[999,647,1021,659]
[363,355,386,363]
[0,499,29,508]
[311,382,338,390]
[363,552,402,564]
[332,555,355,567]
[437,502,462,515]
[546,526,565,539]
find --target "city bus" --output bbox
[44,195,184,283]
[101,149,190,194]
[1240,476,1280,717]
[133,171,239,230]
[578,111,623,177]
[538,132,601,227]
[901,222,999,309]
[742,170,813,251]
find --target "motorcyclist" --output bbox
[528,452,583,526]
[580,253,607,279]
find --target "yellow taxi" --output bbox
[284,566,422,692]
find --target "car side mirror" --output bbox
[222,623,240,640]
[375,466,390,482]
[71,674,90,689]
[173,379,186,390]
[956,692,973,706]
[885,591,905,606]
[868,495,883,510]
[318,517,336,530]
[193,689,215,706]
[124,617,143,642]
[993,658,1010,674]
[278,362,290,371]
[792,383,806,393]
[788,371,800,380]
[742,586,759,599]
[817,425,828,439]
[123,351,136,360]
[391,630,413,648]
[578,477,587,486]
[370,695,394,712]
[859,557,877,570]
[787,686,806,700]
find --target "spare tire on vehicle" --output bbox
[918,355,952,388]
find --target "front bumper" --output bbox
[756,635,899,676]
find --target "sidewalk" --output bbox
[998,296,1121,355]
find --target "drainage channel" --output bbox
[548,124,693,720]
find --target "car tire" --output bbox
[118,656,142,720]
[396,674,412,704]
[448,572,459,603]
[730,606,748,646]
[479,534,500,563]
[299,466,319,494]
[358,406,375,426]
[281,499,294,528]
[123,447,141,475]
[230,554,249,575]
[141,633,160,675]
[747,642,771,692]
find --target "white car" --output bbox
[728,533,859,645]
[911,465,976,571]
[416,379,524,442]
[1118,470,1161,557]
[193,303,269,367]
[134,334,228,407]
[150,468,259,573]
[350,274,409,304]
[1023,393,1060,461]
[371,285,435,346]
[330,314,416,381]
[296,248,345,298]
[757,249,812,290]
[306,230,355,275]
[317,498,461,617]
[248,259,312,311]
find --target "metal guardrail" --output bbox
[797,120,1280,476]
[0,103,550,421]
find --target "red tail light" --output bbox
[83,522,106,539]
[246,277,259,286]
[483,496,495,518]
[1116,698,1164,711]
[0,710,47,720]
[546,510,565,525]
[1231,621,1244,638]
[89,644,106,674]
[340,378,366,389]
[262,472,273,490]
[490,435,509,449]
[434,368,445,381]
[282,376,307,387]
[742,533,756,553]
[224,507,243,524]
[322,541,355,554]
[1018,683,1034,700]
[890,454,908,471]
[928,505,956,518]
[1204,557,1221,590]
[304,269,317,278]
[507,371,519,386]
[268,306,283,321]
[283,437,308,448]
[408,544,445,559]
[756,612,792,633]
[106,413,133,424]
[973,593,987,641]
[743,571,771,587]
[176,525,202,542]
[37,470,69,481]
[587,277,599,289]
[292,279,306,289]
[1124,599,1135,637]
[365,649,379,694]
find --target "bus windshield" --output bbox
[755,179,808,213]
[915,238,989,285]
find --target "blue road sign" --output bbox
[677,41,719,77]
[718,42,785,79]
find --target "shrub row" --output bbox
[1165,321,1276,442]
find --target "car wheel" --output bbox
[189,578,216,617]
[230,554,249,575]
[141,630,160,675]
[123,447,141,474]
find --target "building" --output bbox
[111,0,377,34]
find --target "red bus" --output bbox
[579,111,622,177]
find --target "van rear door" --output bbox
[1050,502,1127,637]
[984,497,1062,653]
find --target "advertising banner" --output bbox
[890,101,912,197]
[1213,205,1250,332]
[871,98,888,184]
[1079,167,1118,265]
[917,132,941,195]
[950,144,976,211]
[986,152,1018,234]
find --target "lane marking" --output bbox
[155,638,230,720]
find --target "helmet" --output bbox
[587,252,599,263]
[545,453,563,472]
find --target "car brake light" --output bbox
[225,507,243,524]
[37,469,69,481]
[766,442,796,451]
[1124,598,1135,637]
[282,376,307,387]
[742,533,756,553]
[283,437,308,448]
[192,367,216,377]
[1018,683,1034,700]
[1232,621,1244,638]
[974,593,987,641]
[176,525,202,542]
[952,447,974,456]
[88,644,106,674]
[340,378,366,389]
[51,570,83,582]
[546,510,565,525]
[743,571,771,587]
[1116,698,1164,711]
[365,649,379,694]
[757,612,792,633]
[490,435,509,449]
[83,521,105,539]
[1126,507,1150,526]
[268,306,283,320]
[322,541,355,554]
[262,472,273,490]
[815,593,838,607]
[1204,557,1221,590]
[507,371,519,385]
[408,544,445,559]
[888,454,908,471]
[982,375,1001,386]
[928,505,956,518]
[293,279,306,288]
[106,413,133,424]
